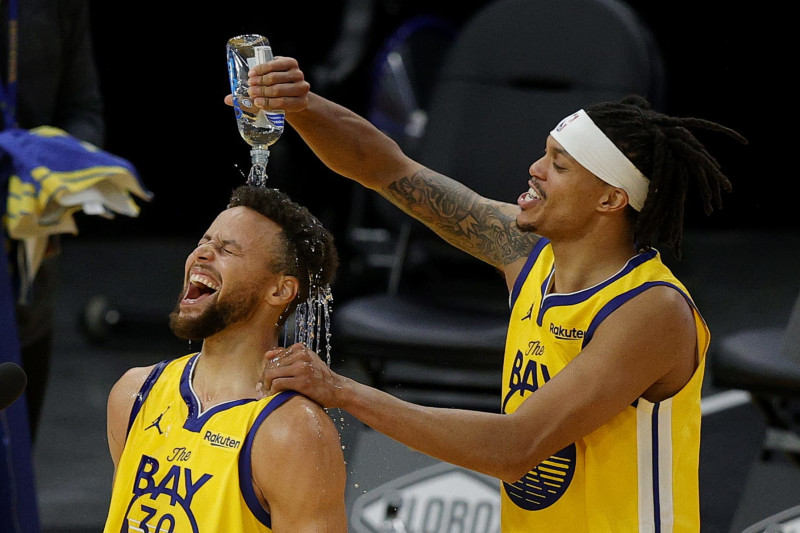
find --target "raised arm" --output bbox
[246,57,537,276]
[263,286,698,483]
[252,395,347,532]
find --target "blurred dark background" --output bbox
[84,0,794,249]
[22,3,796,531]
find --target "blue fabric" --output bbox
[1,172,39,533]
[0,126,136,179]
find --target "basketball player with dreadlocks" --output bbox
[243,56,746,531]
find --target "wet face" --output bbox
[516,136,612,239]
[169,206,285,340]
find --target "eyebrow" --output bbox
[201,235,243,250]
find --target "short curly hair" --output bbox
[227,185,338,324]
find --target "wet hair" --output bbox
[585,95,747,258]
[227,185,338,324]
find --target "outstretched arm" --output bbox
[245,57,537,276]
[263,286,699,483]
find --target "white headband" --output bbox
[550,109,649,212]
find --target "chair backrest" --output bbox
[375,0,665,275]
[416,0,665,204]
[781,286,800,362]
[361,0,666,294]
[367,15,459,158]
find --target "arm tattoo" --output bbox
[384,169,538,267]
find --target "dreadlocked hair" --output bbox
[585,95,747,258]
[227,185,339,326]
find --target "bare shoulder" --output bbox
[597,283,696,347]
[109,365,156,408]
[251,394,347,530]
[594,283,698,401]
[626,283,694,324]
[255,394,343,453]
[107,364,158,467]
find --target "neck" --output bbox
[191,320,282,407]
[548,233,638,294]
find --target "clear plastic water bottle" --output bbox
[226,34,285,185]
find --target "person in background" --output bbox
[2,0,105,439]
[1,2,105,530]
[246,56,746,531]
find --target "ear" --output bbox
[266,275,299,307]
[598,187,630,213]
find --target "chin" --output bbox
[515,215,538,234]
[169,307,224,341]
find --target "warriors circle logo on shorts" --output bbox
[502,443,576,510]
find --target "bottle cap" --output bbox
[254,45,274,64]
[251,146,270,165]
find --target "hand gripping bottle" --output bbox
[226,34,285,184]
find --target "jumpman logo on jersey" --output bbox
[145,406,170,435]
[522,302,534,321]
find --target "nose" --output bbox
[529,156,546,180]
[193,242,214,262]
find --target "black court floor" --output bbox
[26,229,800,532]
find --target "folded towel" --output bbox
[1,125,152,297]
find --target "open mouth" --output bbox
[524,184,542,201]
[518,182,543,208]
[183,273,220,303]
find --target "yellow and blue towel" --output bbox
[1,125,152,289]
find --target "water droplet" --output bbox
[293,280,334,366]
[247,162,269,187]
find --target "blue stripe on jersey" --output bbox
[239,390,300,528]
[510,238,550,308]
[538,268,555,325]
[127,359,171,435]
[177,354,258,432]
[652,402,662,533]
[581,281,681,348]
[537,249,658,326]
[180,354,201,420]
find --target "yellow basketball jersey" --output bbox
[104,353,298,533]
[501,239,709,532]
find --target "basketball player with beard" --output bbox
[102,185,346,532]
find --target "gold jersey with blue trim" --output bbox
[501,239,709,532]
[103,353,297,533]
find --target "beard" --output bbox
[169,286,260,341]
